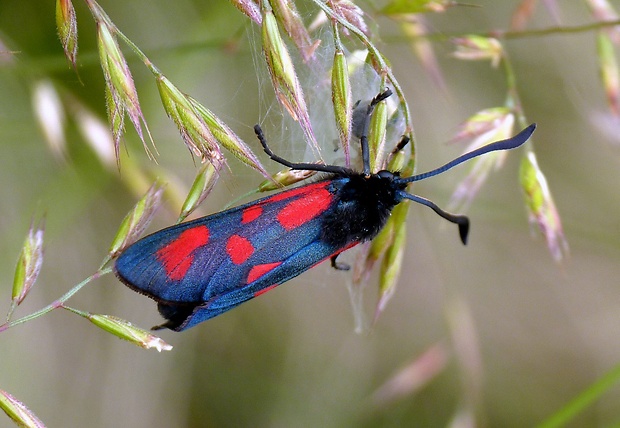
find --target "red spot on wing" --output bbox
[266,181,329,203]
[254,284,278,297]
[226,235,254,264]
[156,226,210,281]
[277,188,332,230]
[247,262,282,284]
[242,206,262,224]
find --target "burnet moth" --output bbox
[115,90,536,331]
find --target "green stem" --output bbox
[0,267,113,332]
[386,19,620,44]
[496,19,620,40]
[61,305,89,318]
[537,362,620,428]
[500,53,534,151]
[501,54,520,118]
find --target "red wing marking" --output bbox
[241,206,263,224]
[277,188,332,230]
[226,235,254,265]
[156,226,210,281]
[265,181,329,203]
[254,284,278,297]
[247,262,282,284]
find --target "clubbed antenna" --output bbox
[396,123,536,244]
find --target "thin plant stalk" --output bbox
[0,267,113,332]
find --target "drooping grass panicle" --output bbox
[450,33,568,262]
[55,0,276,183]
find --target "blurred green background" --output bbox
[1,1,620,427]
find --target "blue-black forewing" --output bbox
[114,179,350,330]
